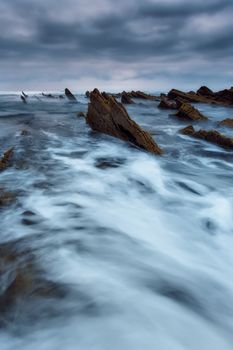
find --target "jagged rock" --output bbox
[77,112,86,117]
[197,86,214,96]
[0,148,14,171]
[22,91,28,98]
[158,95,178,109]
[20,95,27,104]
[65,88,77,101]
[86,89,162,155]
[180,125,233,149]
[175,103,208,121]
[85,91,90,98]
[121,91,134,104]
[168,87,233,106]
[218,118,233,128]
[126,91,159,100]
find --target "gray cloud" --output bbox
[0,0,232,91]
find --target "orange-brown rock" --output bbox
[0,147,14,171]
[175,103,208,121]
[180,125,233,149]
[121,91,134,104]
[86,89,162,155]
[127,91,159,100]
[168,87,233,106]
[218,118,233,128]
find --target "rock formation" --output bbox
[121,91,134,104]
[180,125,233,149]
[65,88,77,102]
[158,95,178,109]
[0,147,14,171]
[86,89,162,155]
[218,118,233,128]
[175,103,208,121]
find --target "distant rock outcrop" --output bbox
[167,86,233,106]
[86,89,162,155]
[175,103,208,121]
[65,88,77,102]
[121,91,134,104]
[123,91,159,101]
[180,125,233,149]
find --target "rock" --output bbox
[85,91,90,98]
[121,91,134,104]
[158,95,178,109]
[21,129,29,136]
[168,86,233,106]
[125,91,158,100]
[180,125,195,135]
[180,125,233,149]
[20,95,27,104]
[59,95,64,99]
[0,147,14,171]
[197,86,214,96]
[65,88,77,101]
[77,112,86,117]
[42,92,56,99]
[86,89,162,155]
[175,103,208,121]
[218,118,233,128]
[22,91,28,98]
[0,191,16,206]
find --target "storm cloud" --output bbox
[0,0,232,91]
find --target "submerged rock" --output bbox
[180,125,233,149]
[85,91,90,98]
[65,88,77,101]
[20,95,27,104]
[0,147,14,171]
[21,129,29,136]
[175,103,208,121]
[86,89,162,155]
[121,91,134,104]
[218,118,233,128]
[0,190,16,206]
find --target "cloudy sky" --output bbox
[0,0,233,92]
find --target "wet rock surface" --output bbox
[86,89,162,155]
[65,88,77,102]
[180,125,233,149]
[175,103,208,121]
[218,118,233,128]
[121,91,134,104]
[0,147,14,171]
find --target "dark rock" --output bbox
[180,125,233,149]
[21,129,29,136]
[0,147,14,171]
[65,88,77,101]
[158,95,178,109]
[85,91,90,98]
[42,92,56,99]
[22,91,28,98]
[0,191,16,206]
[121,91,134,104]
[20,95,27,104]
[77,112,86,118]
[125,91,159,100]
[197,86,214,96]
[86,89,162,155]
[175,103,208,121]
[218,118,233,128]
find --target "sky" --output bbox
[0,0,233,92]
